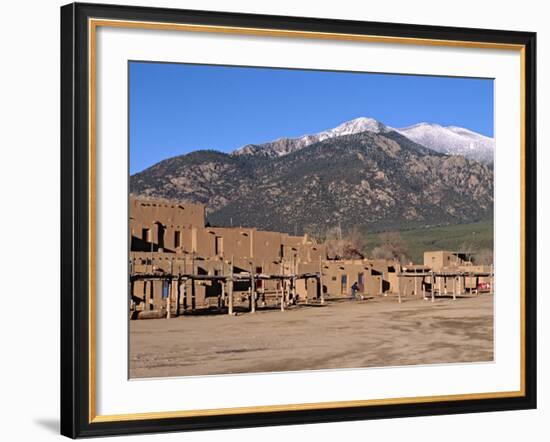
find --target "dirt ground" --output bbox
[129,293,494,378]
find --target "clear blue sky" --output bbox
[130,61,494,174]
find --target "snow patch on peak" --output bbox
[397,123,494,164]
[232,116,390,157]
[231,116,494,165]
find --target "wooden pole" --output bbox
[278,278,283,312]
[142,279,147,311]
[221,259,226,307]
[221,277,226,310]
[129,279,135,313]
[280,260,285,310]
[183,257,188,311]
[453,276,456,301]
[422,278,427,300]
[166,281,171,318]
[167,261,173,318]
[175,276,181,317]
[228,255,234,315]
[217,261,222,309]
[183,278,188,312]
[250,262,256,313]
[431,272,435,303]
[149,224,154,273]
[319,258,325,305]
[398,277,402,304]
[191,253,196,311]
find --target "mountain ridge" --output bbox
[231,116,494,165]
[130,129,493,236]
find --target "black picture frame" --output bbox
[61,2,537,438]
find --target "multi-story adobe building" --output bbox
[129,197,493,316]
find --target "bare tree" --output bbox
[302,223,325,243]
[474,248,493,265]
[324,225,367,259]
[324,227,343,259]
[371,232,409,263]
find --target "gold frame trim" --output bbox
[88,18,527,424]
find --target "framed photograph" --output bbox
[60,2,536,438]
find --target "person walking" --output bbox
[351,281,359,300]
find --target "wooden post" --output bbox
[166,281,171,319]
[280,278,285,312]
[191,278,196,311]
[438,274,442,297]
[228,255,234,315]
[221,278,225,309]
[182,278,188,311]
[149,229,154,273]
[422,277,427,300]
[142,279,147,311]
[414,274,418,297]
[280,260,285,310]
[319,258,324,304]
[191,253,196,311]
[250,262,256,313]
[216,261,223,309]
[221,259,226,307]
[175,276,181,317]
[398,276,402,304]
[167,261,173,318]
[431,272,435,303]
[453,276,456,301]
[182,257,188,312]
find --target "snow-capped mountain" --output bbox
[396,123,494,165]
[232,117,391,158]
[232,117,494,165]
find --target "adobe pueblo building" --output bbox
[129,197,493,319]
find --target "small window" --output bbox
[174,231,181,248]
